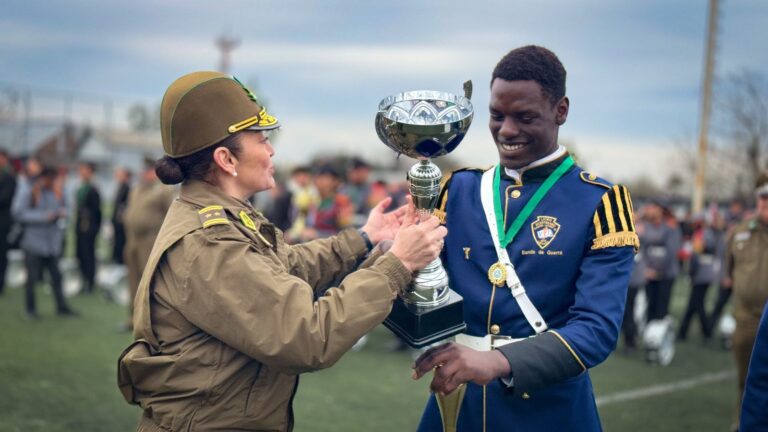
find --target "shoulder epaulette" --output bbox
[591,185,639,251]
[198,205,230,228]
[580,172,612,189]
[434,167,487,224]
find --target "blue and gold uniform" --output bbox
[741,301,768,430]
[418,151,638,432]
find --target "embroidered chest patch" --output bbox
[531,216,560,249]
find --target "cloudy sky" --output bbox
[1,0,766,184]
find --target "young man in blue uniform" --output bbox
[741,301,768,431]
[412,45,638,431]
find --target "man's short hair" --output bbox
[492,45,567,104]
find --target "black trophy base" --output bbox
[383,289,466,348]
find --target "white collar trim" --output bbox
[503,145,567,182]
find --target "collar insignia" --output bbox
[239,210,257,231]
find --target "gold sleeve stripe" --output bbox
[593,212,603,238]
[199,205,223,214]
[434,172,453,225]
[549,330,587,372]
[202,218,229,228]
[613,185,629,232]
[601,193,617,233]
[622,186,636,232]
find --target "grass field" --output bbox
[0,278,736,431]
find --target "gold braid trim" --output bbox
[591,231,639,251]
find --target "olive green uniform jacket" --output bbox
[726,217,768,321]
[724,217,768,425]
[118,180,410,432]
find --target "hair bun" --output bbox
[155,156,185,184]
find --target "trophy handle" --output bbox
[463,80,473,100]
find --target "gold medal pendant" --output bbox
[487,262,507,287]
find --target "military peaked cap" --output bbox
[160,71,280,158]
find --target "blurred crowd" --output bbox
[0,152,411,325]
[622,198,748,351]
[256,157,409,243]
[0,148,761,348]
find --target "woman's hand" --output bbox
[389,199,448,273]
[361,197,409,244]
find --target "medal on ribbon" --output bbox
[487,262,507,287]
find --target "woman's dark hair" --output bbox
[155,133,243,185]
[492,45,566,105]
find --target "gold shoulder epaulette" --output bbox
[434,167,488,225]
[591,185,639,251]
[580,172,611,189]
[198,205,230,228]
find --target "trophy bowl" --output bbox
[374,83,473,348]
[375,90,474,159]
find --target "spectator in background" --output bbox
[0,150,17,295]
[641,200,681,321]
[344,157,372,227]
[622,209,646,351]
[111,167,131,264]
[261,172,293,232]
[723,172,768,431]
[120,157,175,331]
[75,162,102,294]
[286,166,317,242]
[707,210,732,336]
[726,197,746,226]
[708,201,744,337]
[303,165,352,240]
[678,211,724,341]
[12,166,75,318]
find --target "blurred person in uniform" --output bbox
[412,46,638,431]
[622,209,646,351]
[726,197,747,226]
[75,162,102,294]
[111,167,132,264]
[11,166,76,318]
[302,165,353,240]
[723,172,768,430]
[709,203,743,336]
[740,301,768,431]
[343,157,372,227]
[120,156,175,331]
[678,211,724,341]
[285,165,316,242]
[0,150,17,294]
[640,200,681,321]
[117,71,445,431]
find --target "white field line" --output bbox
[596,370,735,407]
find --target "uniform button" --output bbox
[522,392,530,400]
[588,173,597,181]
[490,324,500,335]
[510,190,521,199]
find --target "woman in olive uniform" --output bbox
[117,71,446,432]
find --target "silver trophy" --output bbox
[375,81,473,348]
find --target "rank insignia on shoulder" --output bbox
[198,205,229,228]
[591,185,640,251]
